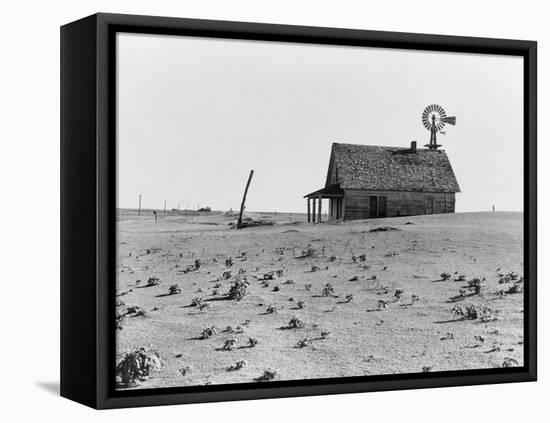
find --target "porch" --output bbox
[303,184,345,223]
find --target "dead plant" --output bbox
[168,284,181,295]
[116,347,161,387]
[322,283,335,297]
[288,317,305,329]
[146,276,161,287]
[227,360,247,371]
[200,326,217,340]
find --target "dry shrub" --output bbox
[179,365,192,376]
[133,309,147,317]
[200,326,217,339]
[498,275,511,284]
[377,299,389,310]
[468,278,484,294]
[146,277,161,287]
[322,283,335,297]
[288,317,305,329]
[228,280,248,300]
[262,271,275,280]
[256,370,277,382]
[506,282,524,294]
[479,306,498,321]
[296,338,310,348]
[296,301,305,309]
[507,272,519,281]
[394,289,404,300]
[115,313,125,330]
[190,297,204,307]
[454,304,495,321]
[225,258,234,268]
[502,357,519,368]
[440,272,451,281]
[465,305,479,320]
[344,294,354,303]
[440,332,454,341]
[247,337,258,348]
[222,339,236,351]
[266,305,277,314]
[125,305,144,315]
[227,360,247,371]
[487,342,501,353]
[300,245,317,258]
[116,347,161,387]
[169,284,181,295]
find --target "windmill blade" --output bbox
[435,104,446,117]
[440,116,456,125]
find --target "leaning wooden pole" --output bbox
[237,170,254,229]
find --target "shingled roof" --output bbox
[326,143,460,193]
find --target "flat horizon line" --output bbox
[115,208,523,214]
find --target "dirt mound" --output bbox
[369,225,400,232]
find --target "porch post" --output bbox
[312,198,316,222]
[307,198,311,222]
[317,195,322,223]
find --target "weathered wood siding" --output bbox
[343,189,455,220]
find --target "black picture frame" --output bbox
[60,12,537,409]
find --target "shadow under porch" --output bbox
[303,184,345,223]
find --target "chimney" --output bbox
[410,141,417,153]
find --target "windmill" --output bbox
[422,104,456,150]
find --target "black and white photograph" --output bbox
[2,0,545,418]
[114,32,526,390]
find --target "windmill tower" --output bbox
[422,104,456,150]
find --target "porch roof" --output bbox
[303,183,344,199]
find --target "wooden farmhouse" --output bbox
[304,142,460,222]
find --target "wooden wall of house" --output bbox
[343,189,455,220]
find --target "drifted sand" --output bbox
[116,211,524,389]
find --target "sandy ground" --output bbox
[115,210,524,389]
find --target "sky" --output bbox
[116,33,523,213]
